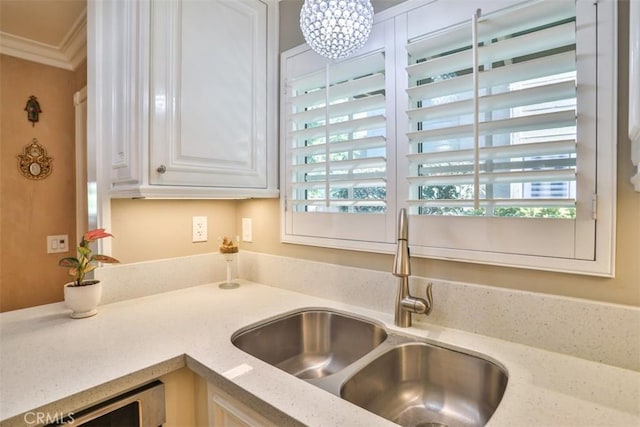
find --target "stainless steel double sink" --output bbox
[231,308,508,427]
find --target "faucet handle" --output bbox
[425,282,433,315]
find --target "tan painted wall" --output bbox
[110,199,238,264]
[0,55,87,312]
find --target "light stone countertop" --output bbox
[1,280,639,427]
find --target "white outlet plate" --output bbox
[192,216,207,242]
[47,234,69,254]
[242,218,253,242]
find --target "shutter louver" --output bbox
[288,52,387,213]
[406,2,578,217]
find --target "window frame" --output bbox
[280,0,617,276]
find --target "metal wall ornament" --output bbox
[24,95,42,126]
[17,138,53,180]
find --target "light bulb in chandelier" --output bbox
[300,0,374,60]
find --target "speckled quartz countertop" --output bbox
[1,280,639,426]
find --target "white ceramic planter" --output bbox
[64,281,102,318]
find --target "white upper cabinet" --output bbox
[103,0,278,199]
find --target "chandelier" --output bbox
[300,0,374,60]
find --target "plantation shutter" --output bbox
[288,53,387,213]
[282,0,613,273]
[282,19,396,247]
[405,1,579,217]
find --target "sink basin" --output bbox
[340,343,508,427]
[232,309,507,426]
[231,309,387,379]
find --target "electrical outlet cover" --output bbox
[192,216,207,242]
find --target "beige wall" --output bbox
[110,199,238,263]
[0,55,87,312]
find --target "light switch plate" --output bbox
[242,218,252,242]
[47,234,69,254]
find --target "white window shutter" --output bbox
[405,1,579,216]
[281,19,397,249]
[395,0,617,275]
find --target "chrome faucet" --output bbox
[392,208,432,327]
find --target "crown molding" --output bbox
[0,8,86,70]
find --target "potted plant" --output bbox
[59,229,120,318]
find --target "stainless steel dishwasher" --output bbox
[47,381,165,427]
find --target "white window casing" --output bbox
[281,0,616,276]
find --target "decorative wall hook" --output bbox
[24,95,42,127]
[17,138,53,180]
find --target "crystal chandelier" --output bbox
[300,0,374,60]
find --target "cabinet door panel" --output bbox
[104,0,147,186]
[151,0,268,188]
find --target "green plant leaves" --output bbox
[91,255,120,263]
[58,257,80,268]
